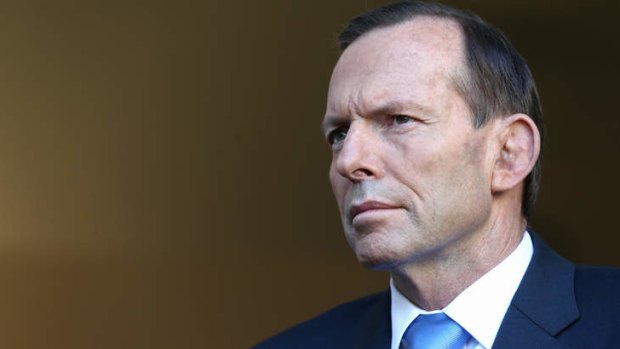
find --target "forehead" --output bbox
[326,17,466,114]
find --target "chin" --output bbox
[351,234,405,271]
[358,257,396,271]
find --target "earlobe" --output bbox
[491,114,541,193]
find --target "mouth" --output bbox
[349,200,400,220]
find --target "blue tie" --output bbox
[400,313,471,349]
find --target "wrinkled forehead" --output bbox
[327,16,466,104]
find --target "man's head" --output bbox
[322,1,541,269]
[338,1,544,218]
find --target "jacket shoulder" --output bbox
[574,264,620,306]
[558,265,620,346]
[253,291,389,349]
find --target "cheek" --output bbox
[387,138,443,186]
[432,138,494,208]
[329,164,347,206]
[387,134,486,200]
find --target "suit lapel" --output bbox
[353,290,392,349]
[492,232,580,348]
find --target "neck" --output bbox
[390,211,526,310]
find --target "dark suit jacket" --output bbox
[254,233,620,348]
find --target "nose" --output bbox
[334,122,382,182]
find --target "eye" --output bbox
[327,126,348,145]
[391,114,413,125]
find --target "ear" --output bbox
[491,113,541,193]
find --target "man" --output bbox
[255,1,620,348]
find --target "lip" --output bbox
[349,200,400,220]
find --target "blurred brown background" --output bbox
[0,0,617,348]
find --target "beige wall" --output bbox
[0,1,617,347]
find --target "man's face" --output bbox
[323,18,498,269]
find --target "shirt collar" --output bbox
[390,231,533,349]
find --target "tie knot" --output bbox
[400,313,470,349]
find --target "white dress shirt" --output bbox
[390,232,533,349]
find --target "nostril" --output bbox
[353,168,373,178]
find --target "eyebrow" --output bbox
[321,100,432,134]
[321,115,347,135]
[369,101,427,116]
